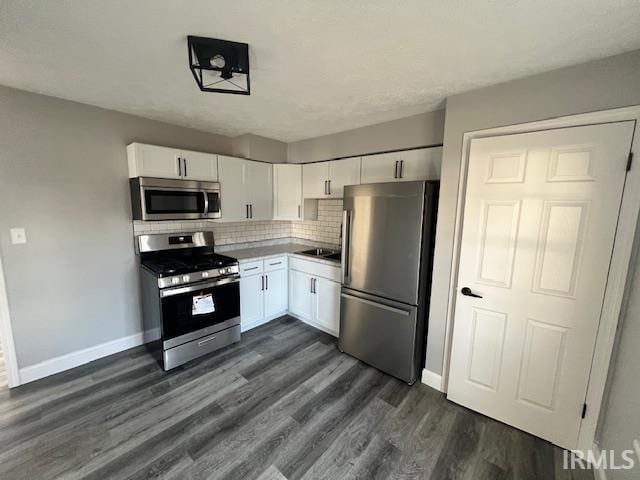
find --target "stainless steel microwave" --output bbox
[130,177,221,221]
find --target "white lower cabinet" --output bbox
[240,257,288,331]
[240,273,264,328]
[315,277,341,334]
[288,258,341,336]
[239,254,341,336]
[288,269,314,321]
[264,267,287,318]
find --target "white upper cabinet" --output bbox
[302,162,329,199]
[302,158,361,199]
[127,143,182,179]
[273,164,302,220]
[360,152,397,183]
[327,157,361,198]
[181,149,218,181]
[127,143,218,181]
[360,146,442,183]
[218,155,273,221]
[218,155,247,221]
[397,147,442,181]
[246,160,273,220]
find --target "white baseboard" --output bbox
[421,368,444,391]
[287,313,338,337]
[241,311,288,332]
[19,328,160,385]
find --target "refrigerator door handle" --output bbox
[340,292,410,316]
[341,209,352,284]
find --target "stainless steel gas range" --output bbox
[138,231,240,370]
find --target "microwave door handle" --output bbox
[202,191,209,216]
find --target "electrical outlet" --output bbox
[10,228,27,245]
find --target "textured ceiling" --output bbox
[1,0,640,142]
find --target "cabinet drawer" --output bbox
[264,256,288,272]
[289,256,341,282]
[239,260,264,277]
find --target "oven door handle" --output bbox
[160,275,240,298]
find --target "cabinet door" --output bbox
[246,161,273,220]
[361,152,398,183]
[273,164,302,220]
[240,274,264,330]
[264,268,287,318]
[397,147,442,181]
[315,277,341,335]
[302,162,329,198]
[218,155,248,221]
[289,269,314,321]
[328,157,361,198]
[129,143,182,179]
[182,150,218,181]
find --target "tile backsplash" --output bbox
[291,199,342,245]
[133,199,343,250]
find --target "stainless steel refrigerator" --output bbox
[339,181,438,384]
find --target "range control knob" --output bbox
[171,277,180,285]
[182,275,190,282]
[219,268,226,275]
[202,271,209,278]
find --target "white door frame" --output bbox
[0,253,20,388]
[442,105,640,452]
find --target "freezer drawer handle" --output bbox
[340,293,410,316]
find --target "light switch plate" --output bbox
[10,228,27,245]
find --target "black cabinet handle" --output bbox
[461,287,482,298]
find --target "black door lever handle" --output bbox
[461,287,483,298]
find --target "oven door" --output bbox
[159,276,240,348]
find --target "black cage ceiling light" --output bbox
[187,36,250,95]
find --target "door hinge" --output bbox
[627,152,633,172]
[581,403,587,419]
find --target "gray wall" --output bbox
[231,133,287,163]
[597,235,640,479]
[0,86,234,368]
[426,49,640,376]
[287,110,445,163]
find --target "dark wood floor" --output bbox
[0,316,592,480]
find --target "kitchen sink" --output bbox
[297,248,341,261]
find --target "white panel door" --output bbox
[328,157,361,198]
[289,269,314,321]
[302,162,329,198]
[273,164,302,220]
[314,277,340,336]
[361,152,398,183]
[246,161,273,220]
[447,122,634,449]
[240,274,264,330]
[397,147,442,181]
[181,150,218,181]
[218,155,248,221]
[131,143,182,178]
[264,268,287,317]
